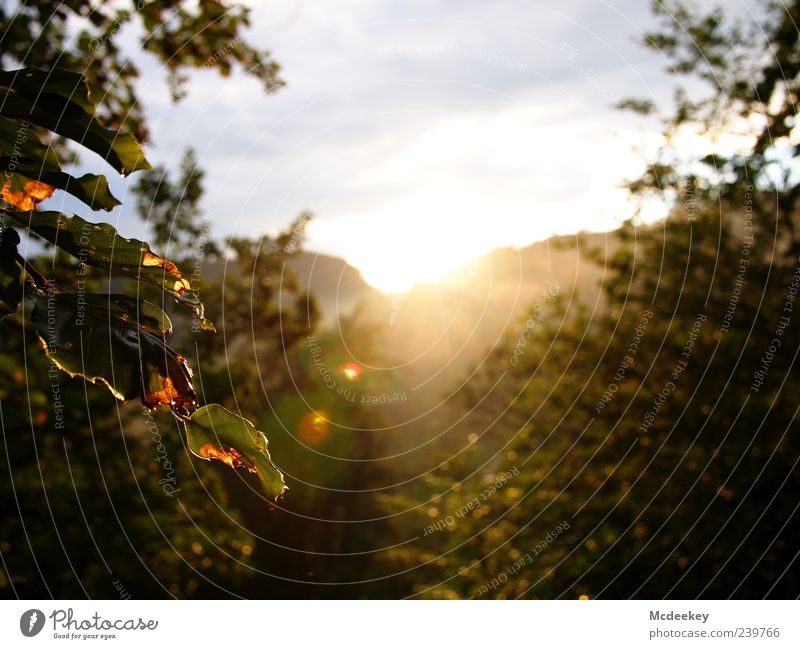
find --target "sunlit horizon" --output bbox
[299,120,756,294]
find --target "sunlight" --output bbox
[298,411,330,445]
[348,200,488,294]
[310,108,654,294]
[340,362,362,381]
[310,117,754,294]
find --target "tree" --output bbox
[0,3,295,593]
[381,0,800,598]
[0,66,326,595]
[0,1,282,142]
[1,66,286,503]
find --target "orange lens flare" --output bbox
[298,411,330,445]
[340,362,362,381]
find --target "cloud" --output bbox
[93,0,678,291]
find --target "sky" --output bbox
[69,0,745,293]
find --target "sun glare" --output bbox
[298,411,330,445]
[338,188,507,294]
[340,362,362,381]
[309,111,661,294]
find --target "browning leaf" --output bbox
[198,443,244,469]
[185,404,286,504]
[1,177,54,210]
[142,251,192,295]
[0,115,121,211]
[4,210,212,328]
[31,293,196,413]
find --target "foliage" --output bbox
[0,279,256,598]
[0,1,283,142]
[5,0,798,601]
[380,0,800,598]
[622,0,800,254]
[0,67,285,503]
[186,405,285,504]
[134,148,217,257]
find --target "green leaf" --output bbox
[0,115,61,171]
[0,83,150,176]
[0,115,121,211]
[185,404,286,504]
[31,292,195,412]
[42,171,120,212]
[2,210,210,326]
[2,167,120,212]
[0,68,95,113]
[0,171,54,211]
[68,293,172,334]
[0,227,23,317]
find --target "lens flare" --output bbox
[340,362,362,381]
[298,411,330,445]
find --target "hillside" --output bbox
[287,230,619,452]
[291,230,617,371]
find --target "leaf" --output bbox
[0,115,121,211]
[3,210,211,326]
[0,114,62,170]
[72,293,173,334]
[0,68,95,113]
[0,79,150,176]
[0,227,22,317]
[30,292,196,412]
[1,167,120,212]
[185,404,286,504]
[1,176,54,210]
[41,171,120,212]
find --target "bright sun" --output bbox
[336,188,514,294]
[305,110,657,295]
[352,235,483,294]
